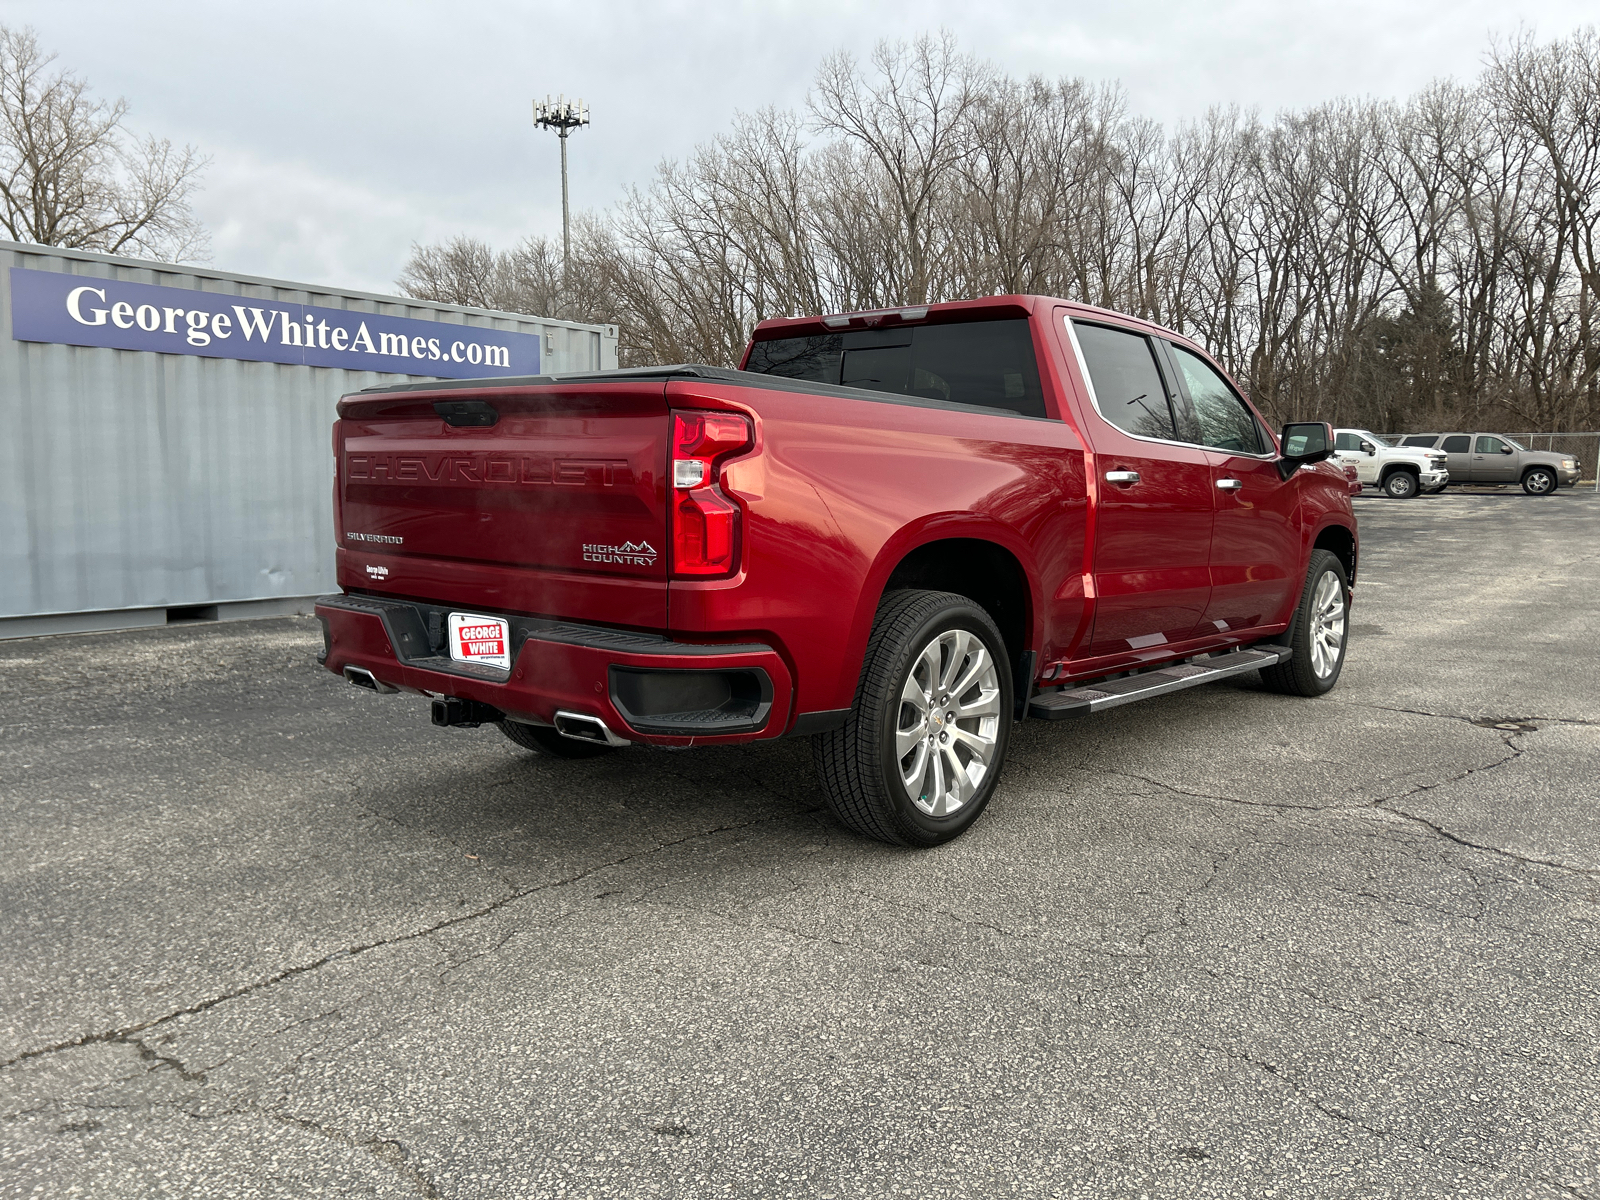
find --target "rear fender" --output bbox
[837,515,1042,706]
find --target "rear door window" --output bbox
[1170,345,1265,454]
[1071,321,1178,440]
[743,319,1046,417]
[1441,435,1470,452]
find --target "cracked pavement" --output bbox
[2,488,1597,1198]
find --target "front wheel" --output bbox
[813,590,1012,846]
[1260,549,1349,697]
[1382,471,1418,498]
[1522,467,1557,495]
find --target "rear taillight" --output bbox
[670,410,752,577]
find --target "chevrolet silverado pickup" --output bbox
[316,296,1358,846]
[1333,429,1449,498]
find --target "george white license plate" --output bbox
[447,612,511,670]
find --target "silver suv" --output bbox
[1397,433,1580,495]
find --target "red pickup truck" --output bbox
[316,296,1355,845]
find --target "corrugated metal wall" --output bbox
[0,242,619,634]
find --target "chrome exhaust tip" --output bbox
[553,710,630,747]
[343,665,398,694]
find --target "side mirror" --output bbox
[1359,440,1376,455]
[1278,421,1334,480]
[1501,445,1514,454]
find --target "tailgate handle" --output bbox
[433,399,499,427]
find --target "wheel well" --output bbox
[883,539,1030,668]
[1314,525,1357,585]
[1379,463,1419,482]
[1522,464,1554,477]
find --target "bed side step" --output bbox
[1028,647,1289,720]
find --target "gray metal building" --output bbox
[1,241,618,639]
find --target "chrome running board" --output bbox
[1027,647,1289,721]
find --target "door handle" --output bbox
[1216,478,1243,490]
[1104,470,1140,484]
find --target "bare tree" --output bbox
[1486,27,1600,422]
[810,33,987,306]
[396,234,498,307]
[403,27,1600,425]
[0,25,208,261]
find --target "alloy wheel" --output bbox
[1309,570,1346,679]
[894,629,1003,817]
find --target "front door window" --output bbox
[1170,345,1265,455]
[1067,319,1214,656]
[1472,435,1516,482]
[1167,342,1298,634]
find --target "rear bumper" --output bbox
[315,594,795,746]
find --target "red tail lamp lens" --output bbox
[670,411,752,577]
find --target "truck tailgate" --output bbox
[335,382,669,628]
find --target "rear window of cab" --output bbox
[743,319,1047,418]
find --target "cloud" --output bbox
[3,0,1594,297]
[196,146,556,294]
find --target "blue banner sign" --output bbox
[8,267,539,378]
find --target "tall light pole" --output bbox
[533,96,589,285]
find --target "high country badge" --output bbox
[582,540,657,566]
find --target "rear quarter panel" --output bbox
[665,379,1088,717]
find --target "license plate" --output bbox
[447,612,511,669]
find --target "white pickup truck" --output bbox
[1333,429,1448,498]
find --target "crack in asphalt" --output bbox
[1142,845,1240,950]
[1328,881,1487,925]
[57,1094,445,1199]
[1190,1038,1596,1196]
[1380,803,1599,879]
[127,1036,208,1084]
[1103,768,1329,813]
[1359,736,1523,808]
[267,1109,440,1198]
[0,807,819,1074]
[640,893,1039,985]
[845,885,1154,963]
[1196,1039,1403,1141]
[1109,719,1597,881]
[352,802,517,891]
[436,929,519,982]
[1353,702,1600,732]
[1290,985,1582,1070]
[1369,730,1598,876]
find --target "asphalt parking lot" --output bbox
[2,488,1597,1200]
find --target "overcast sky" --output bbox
[2,0,1593,295]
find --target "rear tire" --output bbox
[500,720,615,759]
[813,590,1013,847]
[1382,470,1418,498]
[1522,467,1557,495]
[1260,550,1349,697]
